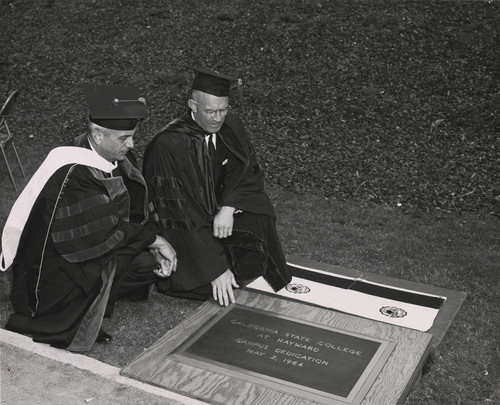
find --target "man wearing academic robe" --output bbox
[143,68,291,306]
[0,85,177,351]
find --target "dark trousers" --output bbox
[105,250,160,317]
[224,211,290,291]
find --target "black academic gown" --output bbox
[143,111,291,294]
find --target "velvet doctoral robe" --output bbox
[4,142,156,351]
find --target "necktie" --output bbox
[207,134,216,168]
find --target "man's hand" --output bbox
[150,248,174,277]
[213,206,235,238]
[149,236,177,277]
[211,269,239,306]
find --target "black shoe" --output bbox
[96,329,113,343]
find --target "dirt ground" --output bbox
[0,328,203,405]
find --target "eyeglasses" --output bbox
[191,100,232,117]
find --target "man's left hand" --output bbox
[213,206,235,238]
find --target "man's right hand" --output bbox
[211,269,239,306]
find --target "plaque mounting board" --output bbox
[122,289,433,405]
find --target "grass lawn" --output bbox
[274,188,500,404]
[1,0,499,403]
[1,178,498,404]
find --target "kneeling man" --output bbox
[143,68,291,306]
[1,85,176,351]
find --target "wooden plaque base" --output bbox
[122,289,433,405]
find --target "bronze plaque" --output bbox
[171,304,395,405]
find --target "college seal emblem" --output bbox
[380,306,407,318]
[285,283,311,294]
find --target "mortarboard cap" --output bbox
[191,67,241,97]
[84,84,148,130]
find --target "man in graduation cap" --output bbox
[143,68,291,306]
[1,85,177,351]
